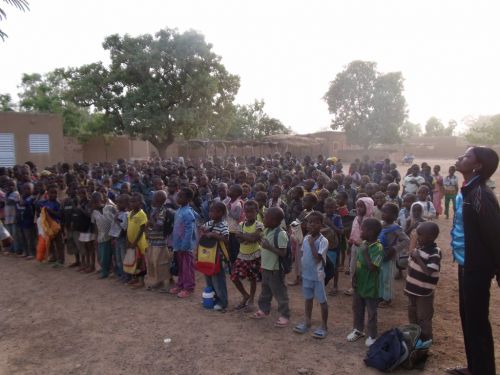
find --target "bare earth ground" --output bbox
[0,159,498,375]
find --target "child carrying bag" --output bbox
[195,235,229,276]
[123,247,138,274]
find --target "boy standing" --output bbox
[404,221,441,347]
[91,192,116,279]
[293,212,329,339]
[443,166,459,220]
[253,207,290,328]
[347,218,383,347]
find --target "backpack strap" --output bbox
[273,228,281,249]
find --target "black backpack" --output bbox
[364,328,407,372]
[273,228,292,275]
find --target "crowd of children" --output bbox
[0,154,452,348]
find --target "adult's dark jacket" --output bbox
[462,178,500,277]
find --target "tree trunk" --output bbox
[151,133,175,160]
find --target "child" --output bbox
[404,221,441,347]
[254,191,268,223]
[126,193,148,288]
[288,186,304,223]
[397,194,416,233]
[253,207,290,327]
[372,191,386,221]
[17,182,37,259]
[109,194,129,282]
[323,197,343,295]
[145,190,174,290]
[75,186,94,273]
[386,183,402,208]
[335,191,350,217]
[378,203,410,307]
[443,166,459,219]
[347,218,383,347]
[170,187,198,298]
[91,192,116,279]
[345,197,375,292]
[200,201,230,311]
[61,184,82,267]
[3,179,20,255]
[406,203,426,254]
[416,186,436,220]
[293,212,329,339]
[226,184,245,264]
[39,185,64,267]
[267,185,288,225]
[232,200,263,310]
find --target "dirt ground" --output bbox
[0,159,498,375]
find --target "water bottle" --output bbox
[202,286,215,309]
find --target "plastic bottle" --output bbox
[202,286,215,309]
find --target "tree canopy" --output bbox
[324,60,407,149]
[424,117,456,136]
[399,120,422,138]
[464,114,500,145]
[0,0,29,40]
[66,28,240,158]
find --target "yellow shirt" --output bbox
[127,209,148,254]
[239,220,264,256]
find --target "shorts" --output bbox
[230,257,261,282]
[302,278,327,304]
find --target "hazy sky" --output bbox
[1,0,499,134]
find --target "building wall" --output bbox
[0,112,64,168]
[63,136,83,164]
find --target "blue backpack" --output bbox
[364,328,407,372]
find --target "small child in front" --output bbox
[253,207,290,328]
[347,218,383,347]
[293,212,329,339]
[404,221,441,348]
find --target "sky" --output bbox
[1,0,499,134]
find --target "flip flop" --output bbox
[312,327,327,339]
[252,310,268,319]
[293,323,310,334]
[274,317,289,328]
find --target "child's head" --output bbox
[343,175,353,188]
[317,188,330,203]
[365,183,379,197]
[176,187,193,206]
[243,200,258,221]
[47,185,58,201]
[373,191,386,208]
[21,182,34,197]
[325,179,338,194]
[291,186,304,200]
[255,191,268,209]
[335,191,348,207]
[410,202,424,220]
[120,182,131,195]
[417,185,429,202]
[324,197,337,216]
[209,201,227,221]
[361,218,382,242]
[5,179,15,194]
[271,185,282,200]
[130,192,144,211]
[228,184,243,200]
[356,199,367,216]
[91,191,104,210]
[433,165,441,175]
[416,221,440,247]
[263,206,284,229]
[448,165,456,176]
[304,179,315,192]
[306,211,323,236]
[381,202,399,224]
[241,183,251,199]
[403,193,416,210]
[302,193,318,210]
[167,179,179,195]
[217,183,228,199]
[387,183,399,198]
[116,194,130,211]
[152,189,167,208]
[152,176,164,191]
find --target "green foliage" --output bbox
[0,0,29,40]
[67,28,240,157]
[399,120,422,138]
[0,93,15,111]
[464,115,500,145]
[324,60,407,149]
[221,100,290,140]
[425,117,456,136]
[17,70,109,139]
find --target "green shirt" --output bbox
[261,227,288,271]
[355,240,383,299]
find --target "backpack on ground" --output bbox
[398,324,430,370]
[273,228,292,275]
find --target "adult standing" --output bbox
[447,147,500,375]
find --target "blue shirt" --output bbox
[301,234,328,281]
[451,192,465,265]
[172,205,197,252]
[39,200,61,223]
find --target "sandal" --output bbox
[343,288,353,296]
[274,317,290,328]
[347,329,365,342]
[293,323,310,334]
[177,290,192,298]
[445,367,471,375]
[312,327,327,339]
[252,310,268,319]
[168,286,181,295]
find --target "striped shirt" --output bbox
[201,220,230,238]
[404,243,441,297]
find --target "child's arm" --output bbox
[324,216,343,235]
[362,245,378,272]
[410,249,440,277]
[261,235,286,257]
[131,224,146,248]
[180,213,195,250]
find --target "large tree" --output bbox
[324,60,407,149]
[425,116,456,136]
[67,28,240,158]
[0,93,15,111]
[399,120,422,138]
[0,0,29,40]
[464,114,500,145]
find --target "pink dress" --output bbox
[433,174,443,215]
